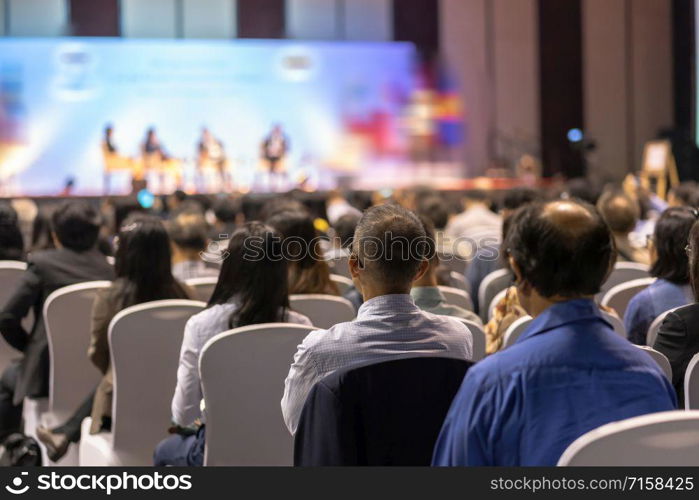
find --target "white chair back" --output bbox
[438,252,467,274]
[558,411,699,466]
[289,294,355,329]
[449,272,470,293]
[504,316,534,348]
[488,288,508,322]
[478,269,511,322]
[646,308,678,347]
[109,300,205,461]
[453,318,486,362]
[44,281,112,418]
[685,353,699,410]
[601,310,626,338]
[0,261,28,373]
[636,345,672,381]
[600,277,655,319]
[330,274,354,295]
[184,277,218,303]
[597,262,651,300]
[438,286,473,311]
[200,323,315,465]
[327,252,351,278]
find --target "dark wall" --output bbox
[237,0,285,39]
[538,0,584,178]
[392,0,439,61]
[69,0,119,36]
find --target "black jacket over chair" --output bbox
[293,357,473,466]
[0,248,114,403]
[654,303,699,407]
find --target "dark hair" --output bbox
[208,222,290,328]
[417,196,449,230]
[670,182,699,207]
[597,190,639,234]
[503,187,542,212]
[30,209,55,252]
[260,196,308,222]
[167,213,209,252]
[464,190,489,203]
[267,210,338,295]
[333,213,361,249]
[650,207,696,284]
[113,215,188,308]
[418,216,438,263]
[506,200,615,298]
[688,220,699,301]
[352,203,428,289]
[213,197,240,223]
[0,204,23,260]
[51,201,101,252]
[563,178,602,205]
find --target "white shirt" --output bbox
[281,294,473,435]
[171,302,312,427]
[445,205,502,251]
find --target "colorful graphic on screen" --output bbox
[0,38,423,195]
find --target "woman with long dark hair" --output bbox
[153,222,311,466]
[266,210,339,296]
[624,207,696,345]
[654,215,699,406]
[37,215,193,461]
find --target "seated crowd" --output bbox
[0,177,696,466]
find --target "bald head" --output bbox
[506,200,615,298]
[597,191,639,234]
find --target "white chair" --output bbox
[327,252,351,279]
[449,272,470,293]
[487,288,508,322]
[646,308,678,347]
[0,261,28,375]
[597,262,651,301]
[636,346,672,381]
[79,300,205,466]
[29,281,113,465]
[503,316,534,348]
[601,311,626,338]
[184,277,218,303]
[454,318,486,362]
[200,323,315,465]
[330,274,354,295]
[685,353,699,410]
[600,277,656,320]
[478,269,511,323]
[558,411,699,466]
[438,286,473,311]
[438,252,467,274]
[289,294,355,329]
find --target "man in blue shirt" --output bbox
[433,200,677,466]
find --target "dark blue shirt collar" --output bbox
[517,299,610,344]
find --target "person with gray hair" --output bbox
[167,213,220,281]
[281,203,473,435]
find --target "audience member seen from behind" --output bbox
[433,200,676,466]
[167,213,219,282]
[282,203,474,435]
[36,216,194,461]
[411,218,481,326]
[668,182,699,208]
[0,204,24,261]
[654,217,699,407]
[267,211,339,296]
[597,190,650,265]
[154,223,312,466]
[29,209,56,254]
[0,201,115,440]
[624,207,696,345]
[445,190,502,249]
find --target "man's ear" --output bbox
[413,259,429,283]
[509,256,527,290]
[348,254,361,279]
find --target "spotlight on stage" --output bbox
[137,189,155,209]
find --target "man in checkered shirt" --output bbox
[282,203,474,435]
